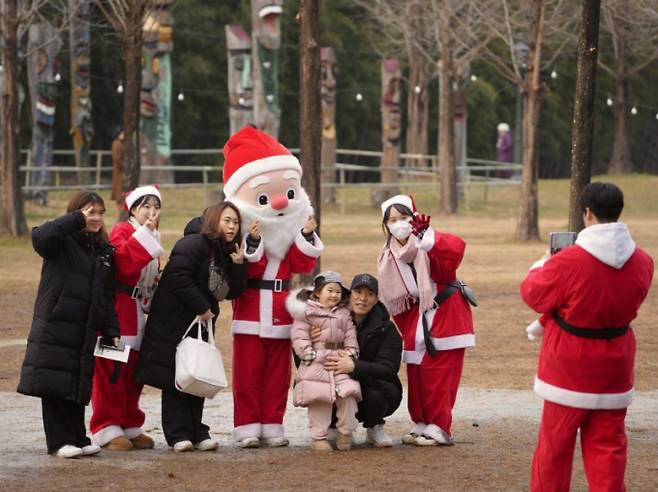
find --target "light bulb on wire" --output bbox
[355,92,363,102]
[606,97,613,107]
[117,83,124,94]
[470,74,477,82]
[550,70,557,80]
[177,92,185,102]
[414,85,421,94]
[54,73,61,82]
[630,106,638,115]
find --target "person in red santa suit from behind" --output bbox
[377,194,475,447]
[90,185,164,450]
[222,126,323,448]
[521,182,653,492]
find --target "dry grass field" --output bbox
[0,175,656,490]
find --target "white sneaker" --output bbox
[239,437,260,448]
[261,436,289,447]
[81,444,101,456]
[416,424,454,446]
[195,439,219,451]
[172,440,194,452]
[336,433,352,451]
[55,445,83,458]
[401,433,419,445]
[366,425,393,447]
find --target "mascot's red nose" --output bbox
[271,195,289,210]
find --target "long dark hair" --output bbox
[381,203,413,243]
[66,191,109,242]
[200,201,242,247]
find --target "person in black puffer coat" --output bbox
[136,201,247,452]
[322,273,403,447]
[17,191,120,458]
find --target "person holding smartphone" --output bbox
[521,182,654,491]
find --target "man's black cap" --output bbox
[350,273,379,295]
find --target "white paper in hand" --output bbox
[94,337,131,363]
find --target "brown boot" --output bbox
[311,439,333,452]
[130,434,155,449]
[104,436,133,451]
[336,433,352,451]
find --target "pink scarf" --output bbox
[377,237,434,316]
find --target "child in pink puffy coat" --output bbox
[287,271,362,452]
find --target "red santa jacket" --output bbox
[385,229,475,365]
[231,231,323,339]
[521,222,653,409]
[110,220,164,350]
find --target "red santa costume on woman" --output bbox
[90,185,164,449]
[221,126,323,447]
[521,220,653,491]
[377,195,474,446]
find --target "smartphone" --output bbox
[549,232,577,255]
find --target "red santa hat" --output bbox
[380,194,415,217]
[124,184,162,211]
[222,125,302,199]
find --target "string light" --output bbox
[606,97,613,106]
[117,83,124,94]
[355,92,363,102]
[655,113,658,120]
[177,92,185,102]
[266,94,274,103]
[630,106,638,115]
[550,70,557,79]
[54,73,61,82]
[414,85,421,94]
[470,74,477,82]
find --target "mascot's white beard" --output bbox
[230,187,313,260]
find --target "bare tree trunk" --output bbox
[121,2,143,194]
[438,22,457,214]
[1,0,29,236]
[609,71,630,173]
[516,1,544,241]
[608,12,630,174]
[406,57,429,169]
[320,47,337,204]
[569,0,600,232]
[298,0,321,277]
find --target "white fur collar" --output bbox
[286,288,310,321]
[576,222,635,269]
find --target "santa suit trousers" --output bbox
[531,400,628,492]
[90,350,145,443]
[406,348,465,435]
[308,396,358,440]
[232,334,292,438]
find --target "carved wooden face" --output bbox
[229,50,254,110]
[320,49,336,135]
[383,74,401,144]
[253,0,283,50]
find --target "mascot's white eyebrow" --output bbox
[283,171,299,181]
[249,175,271,189]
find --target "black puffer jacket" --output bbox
[17,211,119,405]
[136,233,247,392]
[350,302,403,406]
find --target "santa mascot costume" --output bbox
[222,126,323,448]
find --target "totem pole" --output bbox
[69,0,93,182]
[225,24,254,135]
[140,0,175,183]
[27,23,62,206]
[374,58,401,205]
[251,0,283,138]
[320,47,336,204]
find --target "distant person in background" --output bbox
[111,127,126,211]
[495,122,513,179]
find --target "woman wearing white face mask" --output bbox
[377,195,475,447]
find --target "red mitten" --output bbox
[410,213,431,237]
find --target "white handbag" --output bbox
[175,317,227,399]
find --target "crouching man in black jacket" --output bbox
[323,273,403,447]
